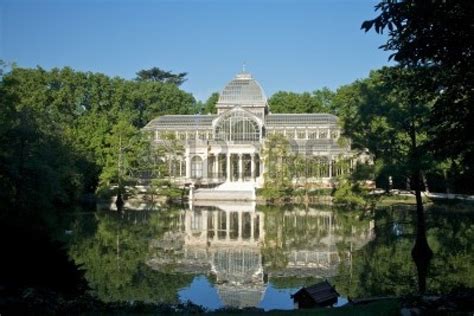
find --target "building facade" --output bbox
[143,71,354,189]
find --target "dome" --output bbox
[217,72,267,106]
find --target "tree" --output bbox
[335,206,474,298]
[143,132,185,203]
[0,59,8,76]
[0,65,197,199]
[362,0,474,193]
[200,92,219,114]
[135,67,187,86]
[336,67,436,291]
[383,66,436,269]
[0,65,94,221]
[361,0,474,293]
[69,210,194,303]
[261,134,293,200]
[268,88,334,114]
[130,80,197,126]
[98,113,149,207]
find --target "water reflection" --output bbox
[148,202,266,308]
[67,202,474,310]
[144,201,374,309]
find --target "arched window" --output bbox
[214,109,260,141]
[191,156,203,179]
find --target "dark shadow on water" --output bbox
[0,223,88,297]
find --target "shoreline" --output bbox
[3,288,473,315]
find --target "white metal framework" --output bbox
[143,71,355,187]
[214,109,261,142]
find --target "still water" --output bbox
[65,201,474,310]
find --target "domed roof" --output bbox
[217,72,267,106]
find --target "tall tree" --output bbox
[362,0,474,192]
[135,67,187,86]
[381,68,436,292]
[130,80,197,126]
[359,0,474,292]
[98,113,149,207]
[0,65,95,224]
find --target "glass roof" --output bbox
[265,114,338,126]
[143,113,339,130]
[217,72,267,106]
[143,115,216,130]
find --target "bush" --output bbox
[333,177,377,209]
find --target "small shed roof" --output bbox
[291,280,340,305]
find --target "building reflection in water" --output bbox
[147,201,374,309]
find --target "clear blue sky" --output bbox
[1,0,390,101]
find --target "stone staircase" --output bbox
[214,181,256,191]
[192,181,256,201]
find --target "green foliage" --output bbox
[97,114,150,195]
[260,204,375,277]
[138,132,185,201]
[261,134,293,201]
[131,80,197,126]
[259,134,354,201]
[362,0,474,192]
[135,67,187,86]
[332,161,379,209]
[0,63,197,223]
[0,67,93,224]
[351,162,377,182]
[64,204,473,306]
[151,179,183,200]
[333,67,439,192]
[268,88,334,113]
[199,92,219,114]
[335,205,474,298]
[333,178,369,209]
[69,210,194,303]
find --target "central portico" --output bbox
[185,71,268,186]
[185,112,263,184]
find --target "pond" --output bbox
[65,201,474,311]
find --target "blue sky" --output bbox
[1,0,391,101]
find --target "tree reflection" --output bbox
[67,202,473,306]
[68,209,194,303]
[335,204,474,298]
[260,204,375,287]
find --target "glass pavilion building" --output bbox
[143,71,354,189]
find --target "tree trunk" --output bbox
[408,114,433,294]
[116,192,124,212]
[411,170,433,294]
